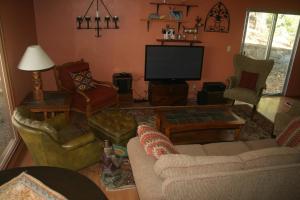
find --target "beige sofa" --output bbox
[128,104,300,200]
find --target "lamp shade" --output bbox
[18,45,54,71]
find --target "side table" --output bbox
[22,91,70,120]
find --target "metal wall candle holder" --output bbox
[76,0,119,37]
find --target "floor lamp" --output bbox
[18,45,54,102]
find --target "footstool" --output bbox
[88,110,137,146]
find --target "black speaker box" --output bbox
[113,73,132,94]
[197,82,226,105]
[202,82,226,92]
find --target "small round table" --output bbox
[0,166,107,200]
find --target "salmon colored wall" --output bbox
[0,0,37,105]
[33,0,300,99]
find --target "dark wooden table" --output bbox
[22,91,70,120]
[156,105,245,142]
[0,166,107,200]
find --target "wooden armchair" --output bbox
[54,59,118,116]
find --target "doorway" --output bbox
[241,11,300,95]
[0,22,18,169]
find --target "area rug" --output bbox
[126,104,274,141]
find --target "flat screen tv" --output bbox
[145,45,204,81]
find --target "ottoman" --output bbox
[88,110,137,146]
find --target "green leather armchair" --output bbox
[12,107,103,171]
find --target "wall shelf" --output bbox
[149,2,198,16]
[156,39,202,46]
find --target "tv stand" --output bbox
[148,81,188,106]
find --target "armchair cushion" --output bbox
[62,132,96,150]
[70,69,95,91]
[72,85,118,112]
[224,87,259,105]
[238,71,258,90]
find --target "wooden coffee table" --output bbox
[156,105,245,142]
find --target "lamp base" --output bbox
[32,71,44,102]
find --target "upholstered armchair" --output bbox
[54,59,118,117]
[223,54,274,112]
[12,107,103,171]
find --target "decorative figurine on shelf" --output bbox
[162,25,175,40]
[182,16,203,40]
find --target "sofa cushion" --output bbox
[203,141,250,156]
[139,130,178,159]
[245,139,278,150]
[276,117,300,147]
[175,144,206,156]
[239,147,300,169]
[154,154,243,179]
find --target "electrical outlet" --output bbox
[226,45,231,52]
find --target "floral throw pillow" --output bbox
[137,124,178,159]
[276,117,300,147]
[70,70,94,91]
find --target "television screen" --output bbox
[145,45,204,81]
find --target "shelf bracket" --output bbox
[186,5,191,16]
[156,4,160,14]
[177,21,182,32]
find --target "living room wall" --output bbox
[33,0,300,99]
[0,0,37,105]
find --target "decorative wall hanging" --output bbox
[76,0,119,37]
[204,1,230,33]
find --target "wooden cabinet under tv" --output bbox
[148,81,188,106]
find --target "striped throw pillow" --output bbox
[137,124,157,137]
[276,117,300,147]
[137,125,178,159]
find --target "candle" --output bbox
[96,10,99,18]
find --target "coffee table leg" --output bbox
[234,128,240,140]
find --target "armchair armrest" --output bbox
[93,79,118,90]
[76,90,91,103]
[62,132,96,151]
[256,84,267,96]
[226,76,238,89]
[59,85,74,94]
